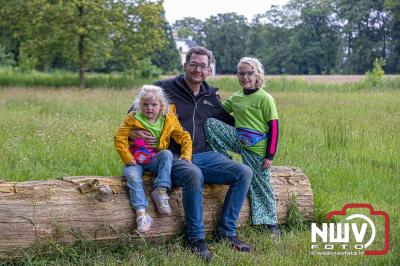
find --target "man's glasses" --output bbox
[237,71,255,78]
[187,62,209,71]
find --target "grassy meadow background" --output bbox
[0,75,399,265]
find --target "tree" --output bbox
[334,0,390,73]
[246,23,292,74]
[1,0,398,78]
[385,0,400,72]
[204,13,249,74]
[0,0,167,87]
[291,0,341,74]
[110,0,167,71]
[150,13,181,74]
[63,0,167,87]
[172,17,206,46]
[0,0,67,71]
[62,0,115,88]
[249,6,304,74]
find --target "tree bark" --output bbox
[0,166,312,258]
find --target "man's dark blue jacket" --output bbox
[154,74,234,155]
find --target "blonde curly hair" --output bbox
[131,85,170,115]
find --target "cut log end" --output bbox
[0,166,312,258]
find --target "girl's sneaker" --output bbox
[136,212,153,233]
[151,187,172,215]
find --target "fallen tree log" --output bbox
[0,166,312,258]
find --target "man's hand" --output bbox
[129,129,157,146]
[261,158,272,170]
[127,158,137,166]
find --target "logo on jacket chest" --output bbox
[202,99,214,107]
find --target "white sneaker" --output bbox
[151,187,172,215]
[136,212,153,233]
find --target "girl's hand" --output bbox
[262,158,272,170]
[127,158,137,166]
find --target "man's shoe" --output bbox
[217,234,252,252]
[187,239,213,261]
[267,224,281,243]
[151,187,172,215]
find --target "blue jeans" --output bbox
[123,150,173,210]
[171,151,252,241]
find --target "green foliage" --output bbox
[294,1,340,74]
[204,13,249,74]
[172,17,206,46]
[110,1,168,70]
[285,194,308,231]
[385,0,400,73]
[250,0,340,74]
[163,0,394,75]
[151,16,181,73]
[334,0,389,73]
[125,58,162,79]
[0,0,168,86]
[1,0,399,78]
[0,45,15,66]
[365,58,386,87]
[208,75,400,93]
[2,68,400,91]
[0,68,153,89]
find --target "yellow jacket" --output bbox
[114,111,192,164]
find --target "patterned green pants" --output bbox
[204,118,278,225]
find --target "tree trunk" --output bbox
[78,34,85,89]
[0,166,312,258]
[78,3,85,89]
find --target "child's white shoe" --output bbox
[136,212,153,233]
[151,187,172,215]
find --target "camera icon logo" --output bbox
[311,203,390,255]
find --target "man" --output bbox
[130,47,252,261]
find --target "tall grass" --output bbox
[1,67,399,91]
[0,67,153,89]
[208,75,400,92]
[0,86,399,265]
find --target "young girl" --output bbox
[205,57,280,240]
[114,85,192,233]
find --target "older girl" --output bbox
[205,57,280,240]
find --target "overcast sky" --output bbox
[163,0,289,24]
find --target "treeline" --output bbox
[0,0,399,88]
[173,0,400,74]
[0,0,181,87]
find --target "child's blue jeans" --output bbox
[123,149,173,210]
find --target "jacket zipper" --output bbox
[191,95,207,141]
[192,101,197,140]
[176,79,208,142]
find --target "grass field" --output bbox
[0,79,399,265]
